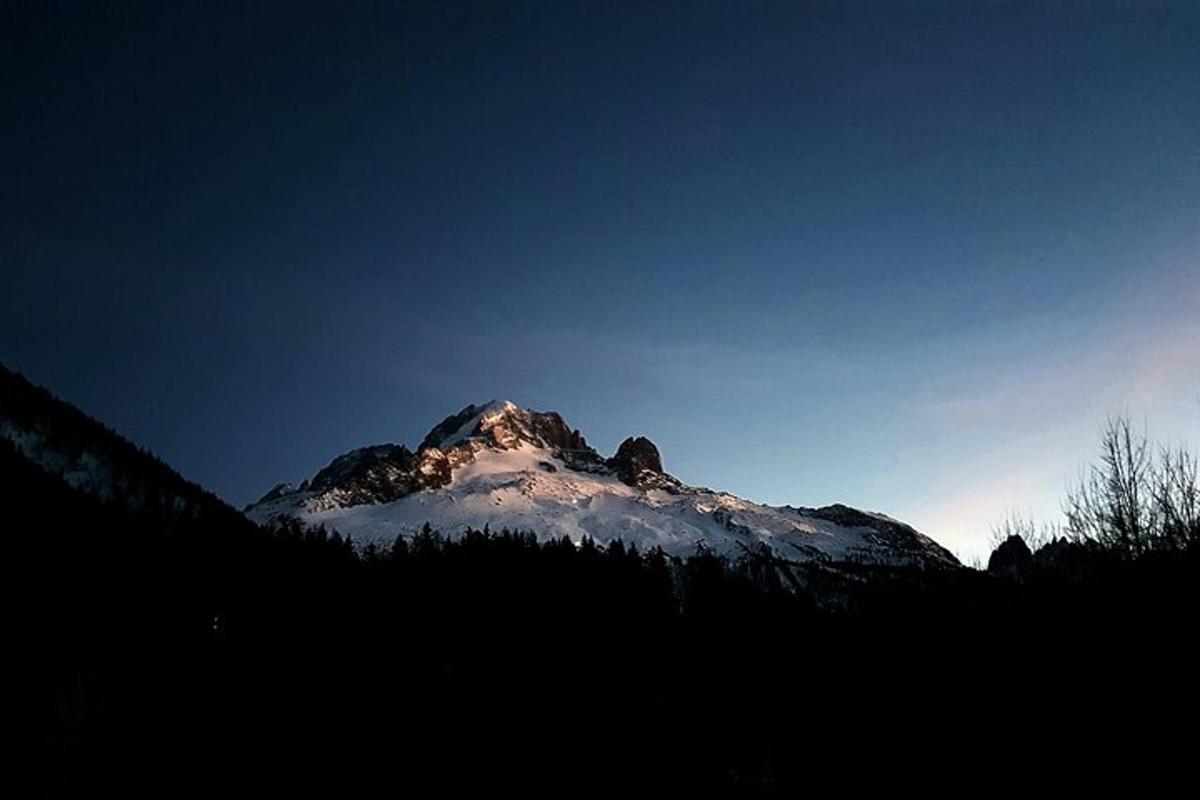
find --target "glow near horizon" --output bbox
[3,3,1199,563]
[450,253,1198,565]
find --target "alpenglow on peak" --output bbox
[245,399,959,574]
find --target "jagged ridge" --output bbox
[246,400,959,571]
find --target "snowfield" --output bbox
[246,402,958,570]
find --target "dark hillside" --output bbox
[7,373,1196,796]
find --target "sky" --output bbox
[3,1,1198,561]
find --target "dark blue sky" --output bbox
[4,2,1198,558]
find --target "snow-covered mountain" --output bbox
[247,400,959,570]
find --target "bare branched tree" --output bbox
[1153,443,1199,549]
[1064,415,1198,557]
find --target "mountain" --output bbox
[247,399,959,571]
[0,363,246,528]
[12,364,1186,794]
[0,365,956,575]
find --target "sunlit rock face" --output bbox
[420,401,589,453]
[246,400,961,573]
[262,401,594,512]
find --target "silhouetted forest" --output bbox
[7,360,1196,796]
[16,412,1198,798]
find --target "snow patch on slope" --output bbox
[1,422,118,500]
[248,443,954,567]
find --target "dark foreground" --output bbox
[13,436,1197,797]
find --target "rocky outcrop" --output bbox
[794,504,959,567]
[987,534,1034,581]
[256,401,608,513]
[556,447,610,474]
[294,443,443,509]
[309,444,414,493]
[420,400,589,452]
[609,436,664,486]
[419,405,483,451]
[1031,538,1104,583]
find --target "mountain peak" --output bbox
[419,400,588,453]
[241,396,959,572]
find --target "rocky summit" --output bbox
[246,400,959,574]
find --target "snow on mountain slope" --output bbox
[246,401,959,570]
[0,363,240,522]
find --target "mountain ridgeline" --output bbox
[7,364,1197,796]
[0,363,247,529]
[247,399,959,578]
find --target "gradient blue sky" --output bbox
[4,2,1198,560]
